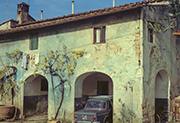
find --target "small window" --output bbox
[148,22,155,43]
[148,28,154,43]
[94,26,106,44]
[41,79,48,91]
[30,33,38,50]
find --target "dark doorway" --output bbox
[155,70,169,122]
[97,81,108,95]
[24,75,48,117]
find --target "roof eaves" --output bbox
[0,0,169,35]
[0,19,18,26]
[11,2,145,28]
[0,6,142,35]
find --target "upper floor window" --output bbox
[30,33,38,50]
[148,27,154,43]
[147,21,162,43]
[148,22,155,43]
[94,26,106,44]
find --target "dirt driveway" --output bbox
[1,115,48,123]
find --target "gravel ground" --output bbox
[0,115,48,123]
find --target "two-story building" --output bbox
[0,0,179,122]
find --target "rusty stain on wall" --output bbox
[134,32,141,58]
[106,42,122,55]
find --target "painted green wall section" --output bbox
[0,7,151,122]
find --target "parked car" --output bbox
[74,95,113,123]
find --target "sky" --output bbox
[0,0,144,24]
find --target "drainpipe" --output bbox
[6,0,8,29]
[113,0,115,7]
[72,1,74,14]
[41,10,43,20]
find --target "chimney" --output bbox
[41,10,43,20]
[72,1,74,14]
[17,2,29,24]
[113,0,115,7]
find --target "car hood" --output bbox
[75,109,107,115]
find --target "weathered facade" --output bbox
[0,0,179,122]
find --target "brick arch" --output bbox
[74,71,113,111]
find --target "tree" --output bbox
[149,0,180,32]
[0,49,24,104]
[34,45,84,120]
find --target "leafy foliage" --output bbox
[0,50,25,102]
[169,0,180,15]
[0,66,22,99]
[34,45,84,119]
[35,45,84,77]
[160,0,180,31]
[5,49,23,64]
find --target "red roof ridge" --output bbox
[12,0,167,28]
[0,0,168,35]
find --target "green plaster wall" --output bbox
[0,8,145,122]
[142,5,179,122]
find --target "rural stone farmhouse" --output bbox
[0,0,180,122]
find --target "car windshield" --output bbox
[85,101,106,110]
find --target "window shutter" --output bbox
[100,28,103,43]
[30,34,38,50]
[94,28,96,44]
[30,37,34,50]
[102,27,106,43]
[34,35,38,49]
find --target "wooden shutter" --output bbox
[100,28,102,43]
[30,34,38,50]
[102,27,106,43]
[94,28,96,44]
[94,27,106,44]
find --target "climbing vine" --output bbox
[34,45,84,119]
[148,0,180,32]
[5,49,23,64]
[117,98,136,123]
[0,49,24,103]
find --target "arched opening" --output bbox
[155,70,170,122]
[24,74,48,117]
[74,72,113,111]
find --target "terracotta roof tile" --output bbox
[0,19,18,26]
[0,0,168,35]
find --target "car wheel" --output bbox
[104,117,110,123]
